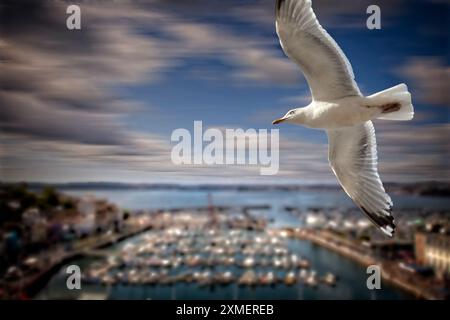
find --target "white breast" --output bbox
[304,97,375,129]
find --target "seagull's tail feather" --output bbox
[369,83,414,121]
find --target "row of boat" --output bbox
[83,268,336,287]
[122,235,294,257]
[82,226,337,289]
[237,270,336,287]
[109,254,310,270]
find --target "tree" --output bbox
[40,187,59,209]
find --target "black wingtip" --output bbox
[360,206,396,237]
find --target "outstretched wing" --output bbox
[327,121,395,236]
[276,0,361,101]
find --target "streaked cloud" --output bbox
[231,0,406,30]
[396,57,450,106]
[0,0,448,184]
[0,0,299,182]
[279,94,312,105]
[375,121,450,181]
[163,21,299,84]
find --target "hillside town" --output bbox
[0,184,151,298]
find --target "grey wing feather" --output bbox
[276,0,361,101]
[327,121,395,236]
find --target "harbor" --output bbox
[35,206,410,300]
[80,227,327,289]
[2,185,449,300]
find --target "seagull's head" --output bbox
[272,108,304,125]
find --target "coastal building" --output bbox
[30,219,48,243]
[415,231,450,275]
[415,232,427,265]
[23,208,48,243]
[371,240,414,260]
[93,198,120,232]
[77,197,97,234]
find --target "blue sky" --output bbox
[0,0,448,183]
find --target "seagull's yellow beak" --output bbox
[272,117,286,125]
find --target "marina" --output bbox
[5,187,446,299]
[80,227,332,289]
[34,200,413,300]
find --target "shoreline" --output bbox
[4,223,155,298]
[292,228,441,300]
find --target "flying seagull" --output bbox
[272,0,414,237]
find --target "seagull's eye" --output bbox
[289,111,295,115]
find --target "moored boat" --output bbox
[238,270,257,286]
[284,271,297,286]
[321,272,337,287]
